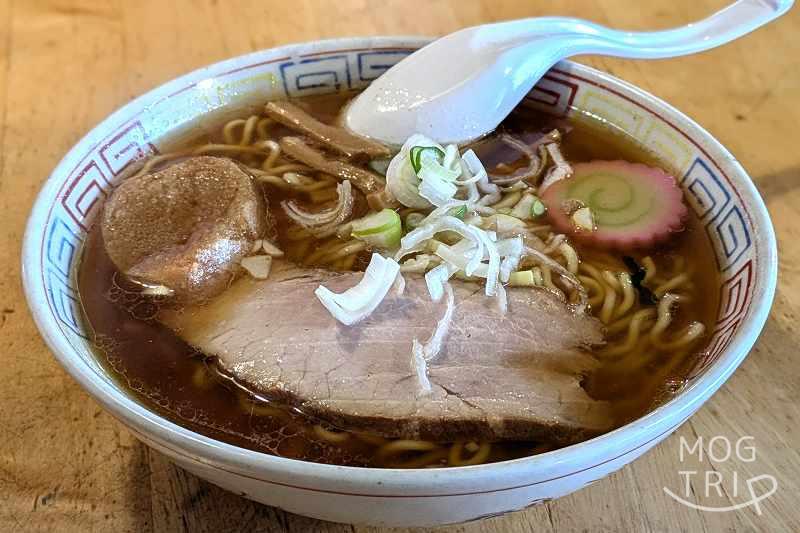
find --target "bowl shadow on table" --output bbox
[746,312,799,370]
[752,166,800,205]
[143,450,294,531]
[730,156,800,392]
[754,167,800,280]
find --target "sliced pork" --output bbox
[160,262,612,444]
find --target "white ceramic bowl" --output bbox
[22,37,776,527]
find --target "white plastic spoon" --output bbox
[345,0,793,146]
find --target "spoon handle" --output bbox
[528,0,794,59]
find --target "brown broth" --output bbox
[77,93,720,467]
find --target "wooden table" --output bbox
[2,1,798,531]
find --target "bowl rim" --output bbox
[22,36,777,494]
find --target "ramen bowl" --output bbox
[22,37,776,527]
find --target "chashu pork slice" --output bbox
[160,261,612,444]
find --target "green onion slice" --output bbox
[405,212,425,231]
[532,198,547,217]
[448,205,467,220]
[351,209,403,249]
[410,146,445,173]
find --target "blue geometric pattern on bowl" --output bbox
[279,50,414,97]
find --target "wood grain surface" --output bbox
[1,0,799,531]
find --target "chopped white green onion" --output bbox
[351,209,402,249]
[509,192,545,220]
[510,194,535,220]
[571,206,595,232]
[425,263,457,302]
[448,204,467,220]
[532,197,547,217]
[241,255,273,280]
[315,253,400,325]
[385,135,435,209]
[385,135,482,209]
[260,240,285,257]
[410,145,445,173]
[482,213,526,233]
[508,268,544,287]
[400,254,438,273]
[404,212,425,231]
